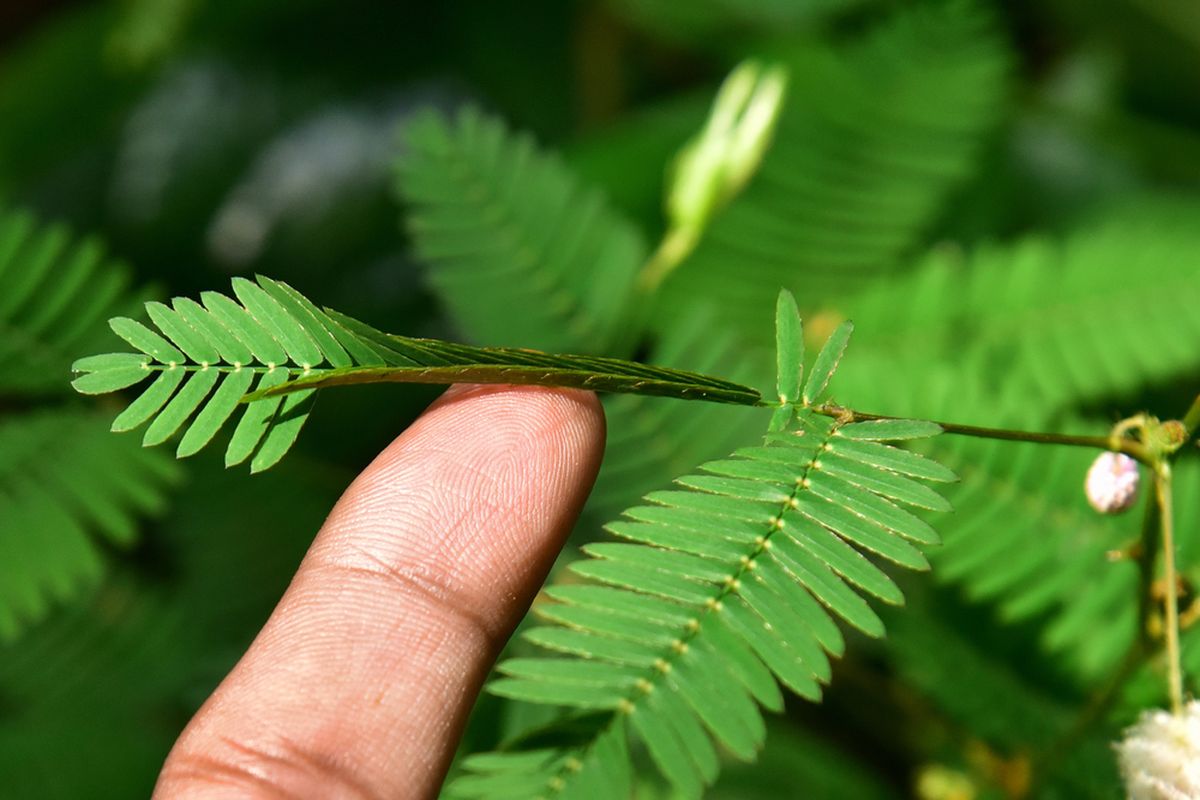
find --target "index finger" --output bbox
[154,385,606,799]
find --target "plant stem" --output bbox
[1156,462,1184,714]
[254,356,1159,464]
[253,364,763,406]
[1181,393,1200,438]
[811,403,1152,463]
[636,227,699,293]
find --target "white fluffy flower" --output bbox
[1086,451,1140,514]
[1117,701,1200,799]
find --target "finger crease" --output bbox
[162,750,302,799]
[322,551,503,655]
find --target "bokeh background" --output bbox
[2,1,1200,797]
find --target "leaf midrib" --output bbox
[542,417,844,797]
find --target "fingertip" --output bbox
[349,383,606,535]
[325,384,606,629]
[425,383,606,453]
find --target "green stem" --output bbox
[636,226,699,294]
[252,364,762,405]
[1156,462,1184,714]
[811,403,1152,463]
[247,357,1157,462]
[1180,393,1200,439]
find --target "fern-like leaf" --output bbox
[72,275,358,472]
[842,201,1200,414]
[0,408,181,642]
[0,208,181,641]
[73,276,764,472]
[930,424,1142,680]
[0,208,147,396]
[449,324,954,798]
[397,107,646,355]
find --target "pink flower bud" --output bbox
[1085,452,1140,514]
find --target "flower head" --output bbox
[1117,701,1200,799]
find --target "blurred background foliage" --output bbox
[1,0,1199,796]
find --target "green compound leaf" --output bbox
[0,208,151,397]
[448,306,953,798]
[74,275,360,471]
[397,107,646,356]
[74,276,766,472]
[0,207,181,645]
[840,200,1200,415]
[0,409,181,645]
[451,390,951,797]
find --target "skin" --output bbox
[154,385,607,799]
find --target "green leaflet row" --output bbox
[71,276,764,472]
[450,371,953,798]
[0,207,181,643]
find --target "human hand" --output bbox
[153,385,606,799]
